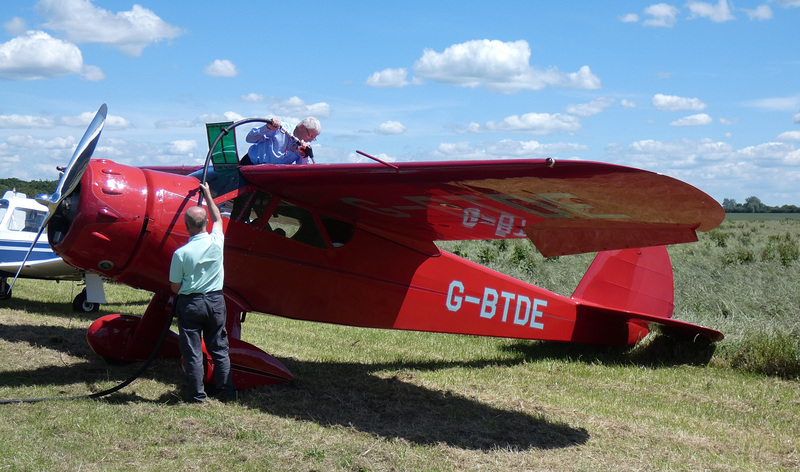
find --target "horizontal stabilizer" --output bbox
[571,246,723,342]
[574,301,724,342]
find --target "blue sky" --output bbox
[1,0,799,206]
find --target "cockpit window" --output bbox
[267,201,326,249]
[7,207,46,233]
[319,214,355,247]
[235,190,272,226]
[0,201,8,225]
[232,190,355,249]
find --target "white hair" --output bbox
[299,117,321,133]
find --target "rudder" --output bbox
[571,246,674,319]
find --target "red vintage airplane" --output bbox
[34,104,725,390]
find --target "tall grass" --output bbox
[440,218,800,379]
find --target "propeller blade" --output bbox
[4,104,108,297]
[36,103,107,214]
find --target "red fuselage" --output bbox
[49,159,652,348]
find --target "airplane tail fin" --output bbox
[570,246,723,343]
[571,245,674,319]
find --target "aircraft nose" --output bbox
[49,159,147,279]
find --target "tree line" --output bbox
[722,196,800,213]
[0,178,57,199]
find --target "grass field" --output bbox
[724,213,800,221]
[1,219,799,471]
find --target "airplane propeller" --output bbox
[3,104,108,297]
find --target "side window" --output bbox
[230,192,355,249]
[319,214,355,247]
[268,201,326,249]
[234,190,272,226]
[9,208,46,233]
[0,201,8,226]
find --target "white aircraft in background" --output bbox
[0,190,105,312]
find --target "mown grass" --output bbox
[1,219,799,471]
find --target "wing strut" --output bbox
[356,150,399,170]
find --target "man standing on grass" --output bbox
[169,182,236,403]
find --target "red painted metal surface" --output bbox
[87,313,181,361]
[240,160,724,256]
[49,158,725,390]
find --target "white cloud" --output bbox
[365,68,420,87]
[7,135,77,152]
[687,0,736,22]
[0,114,55,128]
[743,5,773,20]
[613,138,800,192]
[777,131,800,141]
[0,110,129,129]
[80,64,106,81]
[204,59,239,77]
[3,17,27,35]
[189,112,244,126]
[432,142,488,160]
[719,117,738,125]
[464,112,582,135]
[747,96,800,111]
[565,66,602,89]
[670,113,713,126]
[566,97,616,117]
[619,13,640,22]
[772,0,800,6]
[653,93,707,111]
[429,139,588,160]
[36,0,183,57]
[376,121,406,135]
[350,151,396,164]
[0,30,102,81]
[621,138,736,169]
[643,3,680,27]
[58,111,131,129]
[784,148,800,165]
[271,96,331,118]
[154,119,196,128]
[221,111,244,122]
[738,141,798,164]
[621,99,637,108]
[794,112,800,123]
[241,93,264,102]
[483,139,588,158]
[168,140,197,155]
[412,39,600,94]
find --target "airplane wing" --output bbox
[239,159,724,257]
[0,258,82,280]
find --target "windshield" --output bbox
[6,205,46,233]
[0,200,8,225]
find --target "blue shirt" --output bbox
[169,228,224,295]
[245,124,307,164]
